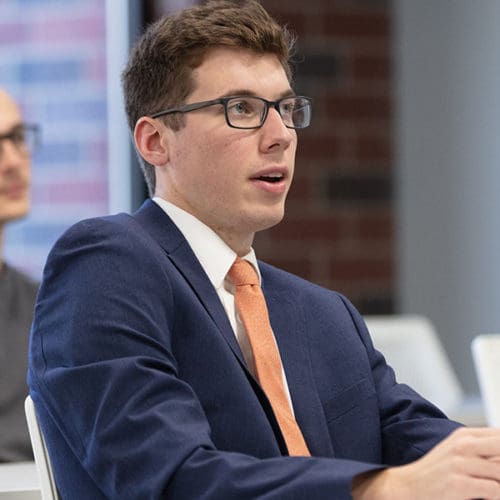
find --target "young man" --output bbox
[28,1,500,498]
[0,88,39,462]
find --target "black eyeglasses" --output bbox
[0,123,40,161]
[150,95,312,130]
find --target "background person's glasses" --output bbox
[0,123,40,161]
[150,95,312,129]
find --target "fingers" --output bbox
[445,427,500,459]
[401,428,500,499]
[461,456,500,483]
[429,428,500,498]
[352,428,500,500]
[456,476,500,500]
[454,427,500,437]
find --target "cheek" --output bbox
[194,136,240,178]
[175,129,250,195]
[24,160,32,182]
[16,158,31,180]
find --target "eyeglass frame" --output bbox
[149,95,312,130]
[0,123,41,160]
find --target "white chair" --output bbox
[364,315,484,425]
[24,396,60,500]
[471,334,500,427]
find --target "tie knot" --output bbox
[228,258,259,286]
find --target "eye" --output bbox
[227,98,258,117]
[280,99,298,117]
[10,128,26,145]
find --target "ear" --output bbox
[134,117,169,166]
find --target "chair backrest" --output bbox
[471,334,500,426]
[24,396,59,500]
[364,315,464,414]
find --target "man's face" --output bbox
[157,47,297,252]
[0,90,31,226]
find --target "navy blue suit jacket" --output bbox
[28,200,460,499]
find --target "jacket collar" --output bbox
[133,200,333,457]
[133,200,246,366]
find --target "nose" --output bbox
[259,107,295,152]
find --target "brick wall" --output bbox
[254,0,394,314]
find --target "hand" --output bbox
[352,427,500,499]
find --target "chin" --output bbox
[1,205,30,223]
[254,209,285,232]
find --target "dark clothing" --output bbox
[29,200,460,499]
[0,263,38,462]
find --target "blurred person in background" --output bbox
[0,88,39,462]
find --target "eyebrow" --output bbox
[218,88,296,100]
[0,122,25,137]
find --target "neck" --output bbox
[216,229,254,257]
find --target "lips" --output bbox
[251,166,288,184]
[250,166,289,195]
[257,172,284,183]
[0,183,28,198]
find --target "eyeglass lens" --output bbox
[225,96,311,129]
[0,124,39,160]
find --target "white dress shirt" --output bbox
[152,196,294,411]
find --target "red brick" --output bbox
[331,256,393,283]
[299,134,340,159]
[351,54,391,80]
[330,209,394,242]
[263,256,312,279]
[264,0,323,15]
[269,11,309,35]
[287,171,311,200]
[269,216,342,241]
[355,212,394,240]
[324,12,390,39]
[327,95,390,120]
[355,134,391,162]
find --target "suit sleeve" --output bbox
[339,296,462,465]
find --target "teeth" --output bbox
[259,174,283,183]
[262,173,283,178]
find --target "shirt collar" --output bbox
[152,197,261,288]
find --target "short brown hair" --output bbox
[122,0,295,196]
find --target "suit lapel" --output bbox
[263,280,335,457]
[133,200,247,367]
[134,200,333,456]
[169,243,248,364]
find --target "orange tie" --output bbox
[228,258,310,456]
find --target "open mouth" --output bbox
[257,173,284,183]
